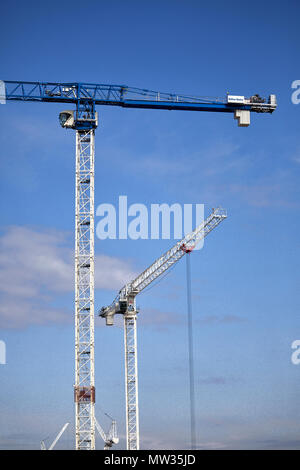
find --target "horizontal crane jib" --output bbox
[102,208,227,318]
[2,81,276,113]
[126,208,227,296]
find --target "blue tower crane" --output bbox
[0,80,277,450]
[3,81,276,124]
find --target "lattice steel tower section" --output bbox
[74,129,95,450]
[59,102,98,450]
[124,301,139,450]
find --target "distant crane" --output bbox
[41,423,69,450]
[2,80,277,450]
[40,416,118,451]
[99,207,227,449]
[95,415,119,450]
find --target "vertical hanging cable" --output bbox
[186,252,196,450]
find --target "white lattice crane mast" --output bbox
[59,108,98,450]
[99,207,227,449]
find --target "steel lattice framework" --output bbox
[124,314,139,450]
[74,129,95,450]
[128,208,227,295]
[3,81,277,114]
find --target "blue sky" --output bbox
[0,0,300,450]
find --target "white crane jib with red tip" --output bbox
[99,207,227,450]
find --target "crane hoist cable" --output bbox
[186,252,196,450]
[141,249,197,450]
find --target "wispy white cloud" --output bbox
[95,254,136,290]
[290,146,300,165]
[104,137,300,208]
[196,441,228,449]
[0,226,137,328]
[0,226,73,298]
[140,430,228,450]
[111,306,182,330]
[123,141,242,180]
[198,375,242,385]
[198,314,246,325]
[138,307,182,330]
[0,298,72,329]
[228,164,300,208]
[229,182,283,207]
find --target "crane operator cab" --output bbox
[59,110,75,128]
[59,110,99,129]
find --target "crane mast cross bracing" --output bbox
[74,127,96,450]
[124,313,139,450]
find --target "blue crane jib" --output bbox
[2,81,277,128]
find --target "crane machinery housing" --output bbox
[95,416,119,450]
[1,80,277,450]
